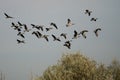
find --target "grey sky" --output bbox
[0,0,120,80]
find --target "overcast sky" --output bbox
[0,0,120,80]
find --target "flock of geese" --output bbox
[3,9,102,49]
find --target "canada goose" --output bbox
[17,32,25,38]
[23,24,31,32]
[38,25,44,31]
[17,39,25,44]
[42,35,49,42]
[31,24,36,27]
[4,13,13,18]
[60,33,67,39]
[32,31,39,38]
[85,9,92,16]
[80,30,88,39]
[11,22,16,27]
[63,40,72,49]
[94,28,101,37]
[66,18,74,27]
[36,31,42,38]
[45,27,53,32]
[32,25,44,31]
[72,30,80,39]
[18,21,23,26]
[91,18,98,21]
[50,23,58,29]
[52,34,61,41]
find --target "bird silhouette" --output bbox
[18,21,23,26]
[80,30,88,39]
[91,18,98,21]
[17,39,25,44]
[11,22,16,27]
[4,13,13,18]
[23,24,31,32]
[63,40,72,49]
[50,22,58,29]
[38,25,44,31]
[52,34,61,41]
[17,32,25,38]
[94,28,101,37]
[66,18,74,27]
[42,35,49,42]
[72,30,80,39]
[60,33,67,39]
[36,31,42,38]
[31,24,36,27]
[32,31,40,38]
[32,24,44,31]
[85,9,92,16]
[45,27,53,32]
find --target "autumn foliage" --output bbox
[35,52,120,80]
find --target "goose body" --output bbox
[52,34,61,41]
[66,18,74,27]
[60,33,67,39]
[91,18,98,21]
[42,35,49,42]
[17,32,25,38]
[94,28,101,37]
[4,13,13,18]
[85,10,92,16]
[72,30,80,39]
[50,23,58,29]
[17,39,25,44]
[64,40,71,49]
[80,30,88,39]
[46,27,53,32]
[32,31,39,38]
[23,24,31,32]
[18,21,23,26]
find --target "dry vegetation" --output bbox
[35,52,120,80]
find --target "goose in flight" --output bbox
[50,22,58,29]
[23,24,31,32]
[45,27,53,32]
[31,24,36,27]
[4,13,13,18]
[17,39,25,44]
[42,35,49,42]
[32,31,40,38]
[72,30,80,39]
[52,34,61,41]
[17,32,25,38]
[36,31,42,38]
[38,25,44,31]
[66,18,74,27]
[18,21,23,26]
[94,28,101,37]
[63,40,72,49]
[91,18,98,21]
[11,22,16,27]
[31,24,44,31]
[60,33,67,39]
[80,30,88,39]
[85,9,92,16]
